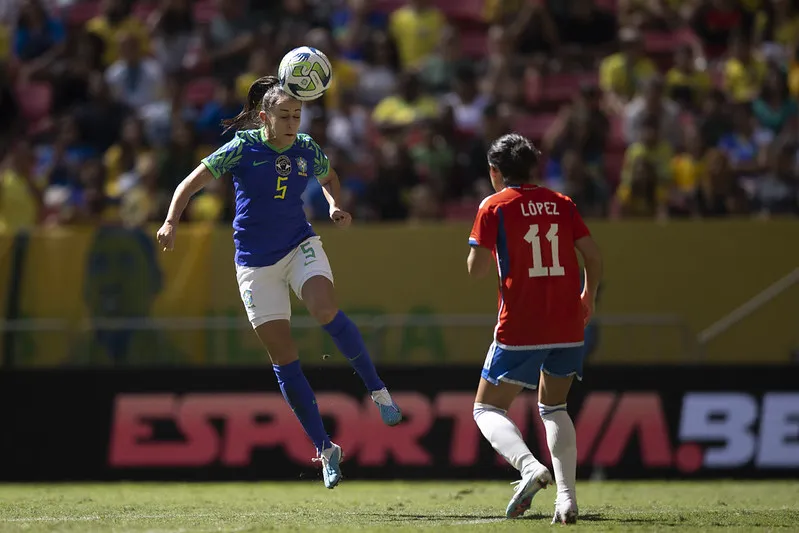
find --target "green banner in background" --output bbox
[1,220,797,367]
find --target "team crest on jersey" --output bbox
[242,289,255,308]
[296,157,308,177]
[275,155,292,176]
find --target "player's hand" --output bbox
[156,221,176,251]
[329,207,352,228]
[581,292,595,327]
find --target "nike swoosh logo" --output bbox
[304,260,317,266]
[253,160,270,167]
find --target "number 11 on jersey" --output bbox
[524,223,565,278]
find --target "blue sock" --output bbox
[273,360,331,452]
[322,310,385,392]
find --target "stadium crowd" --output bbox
[1,0,798,231]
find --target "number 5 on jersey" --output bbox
[524,223,564,278]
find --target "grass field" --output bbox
[1,481,797,532]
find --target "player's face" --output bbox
[488,165,504,193]
[261,99,302,147]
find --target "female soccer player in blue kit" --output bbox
[156,76,402,489]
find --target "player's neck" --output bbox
[262,127,295,151]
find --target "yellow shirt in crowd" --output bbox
[372,95,440,127]
[0,169,39,232]
[86,15,151,66]
[389,6,446,70]
[724,57,767,103]
[599,53,659,100]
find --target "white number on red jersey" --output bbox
[523,224,565,278]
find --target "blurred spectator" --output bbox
[723,33,767,103]
[103,116,152,199]
[756,141,799,214]
[407,183,442,221]
[616,114,673,218]
[26,30,105,116]
[479,25,525,105]
[410,118,455,196]
[697,88,732,146]
[74,73,133,153]
[74,158,115,224]
[690,0,748,56]
[372,71,439,129]
[696,148,748,216]
[752,63,798,134]
[618,0,680,29]
[544,84,609,169]
[275,0,328,52]
[157,118,202,192]
[196,78,242,144]
[554,0,618,64]
[357,31,398,107]
[717,103,772,197]
[790,44,799,97]
[40,114,98,191]
[331,0,388,62]
[0,140,43,232]
[364,141,417,219]
[105,31,164,111]
[556,149,608,218]
[327,91,370,160]
[441,65,491,137]
[236,47,274,105]
[507,0,559,59]
[138,73,196,146]
[599,27,658,111]
[670,127,707,215]
[754,0,799,63]
[187,173,227,222]
[14,0,65,62]
[87,0,151,67]
[666,44,712,111]
[453,103,511,198]
[206,0,256,78]
[389,0,446,70]
[420,26,471,95]
[120,153,170,227]
[624,75,682,147]
[0,65,20,158]
[148,0,196,75]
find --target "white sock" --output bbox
[539,403,577,504]
[473,402,540,475]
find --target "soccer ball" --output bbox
[278,46,334,101]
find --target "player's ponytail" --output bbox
[222,76,283,132]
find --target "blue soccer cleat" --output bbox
[506,464,553,519]
[371,388,403,426]
[314,443,343,489]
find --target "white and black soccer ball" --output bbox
[278,46,333,101]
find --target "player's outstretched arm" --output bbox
[156,164,214,251]
[319,168,352,228]
[467,246,493,280]
[575,235,603,325]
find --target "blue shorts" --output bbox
[481,342,585,389]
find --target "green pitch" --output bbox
[1,481,797,532]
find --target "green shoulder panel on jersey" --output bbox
[296,133,330,181]
[200,131,256,179]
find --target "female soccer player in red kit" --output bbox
[467,133,603,524]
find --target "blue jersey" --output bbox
[201,129,330,267]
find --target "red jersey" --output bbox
[469,185,591,349]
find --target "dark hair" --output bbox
[487,133,541,184]
[221,76,294,132]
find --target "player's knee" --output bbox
[309,303,339,325]
[473,402,505,423]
